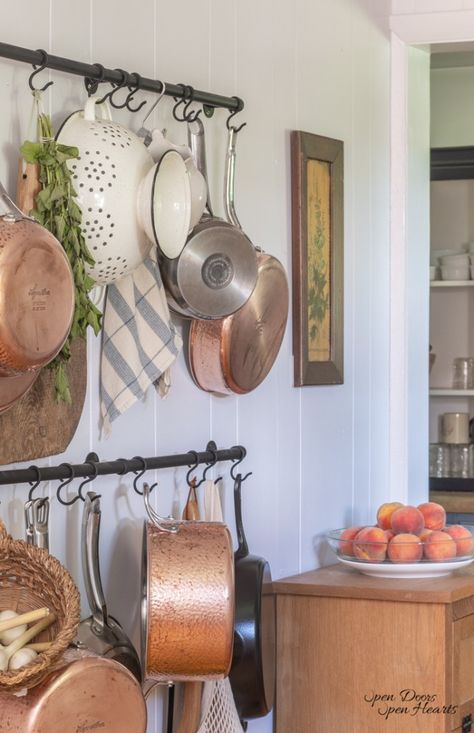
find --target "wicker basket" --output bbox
[0,524,81,691]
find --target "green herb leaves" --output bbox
[20,112,102,403]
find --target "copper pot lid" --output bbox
[0,368,38,414]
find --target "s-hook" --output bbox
[56,463,80,506]
[132,456,155,496]
[125,72,147,113]
[27,465,42,501]
[28,49,53,93]
[84,62,106,97]
[196,441,220,487]
[186,450,199,486]
[95,68,128,106]
[77,455,99,502]
[226,96,246,134]
[230,446,252,482]
[173,84,200,123]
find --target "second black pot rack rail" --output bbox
[0,42,243,116]
[0,442,246,490]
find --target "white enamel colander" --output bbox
[57,97,193,285]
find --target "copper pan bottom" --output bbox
[0,369,38,414]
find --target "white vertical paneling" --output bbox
[0,1,395,731]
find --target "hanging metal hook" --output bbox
[195,441,218,488]
[132,456,154,496]
[84,62,106,97]
[56,463,80,506]
[172,84,192,122]
[182,86,202,123]
[186,450,200,487]
[77,461,99,502]
[95,68,129,106]
[124,72,147,113]
[27,465,42,501]
[226,96,246,134]
[230,446,251,482]
[28,49,53,93]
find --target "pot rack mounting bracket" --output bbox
[0,42,245,116]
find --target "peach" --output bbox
[387,533,423,563]
[444,525,474,557]
[338,526,364,556]
[417,502,446,531]
[419,528,433,542]
[391,506,425,536]
[384,529,395,542]
[376,502,404,530]
[423,530,457,562]
[353,527,388,563]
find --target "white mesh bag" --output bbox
[196,481,244,733]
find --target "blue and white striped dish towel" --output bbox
[100,253,182,435]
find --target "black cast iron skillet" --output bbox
[229,473,275,720]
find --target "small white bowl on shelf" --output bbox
[441,265,470,281]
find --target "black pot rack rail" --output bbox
[0,442,247,498]
[0,42,243,116]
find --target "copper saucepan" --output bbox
[0,651,147,732]
[188,126,289,394]
[141,483,234,685]
[0,182,75,373]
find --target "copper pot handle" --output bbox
[143,482,179,534]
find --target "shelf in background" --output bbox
[431,281,474,288]
[430,388,474,396]
[431,478,474,492]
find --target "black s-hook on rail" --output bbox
[0,443,247,488]
[0,42,244,115]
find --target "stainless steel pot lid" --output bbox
[165,222,257,319]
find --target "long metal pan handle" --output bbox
[233,473,249,560]
[82,491,108,628]
[187,117,214,216]
[0,180,28,221]
[224,126,242,230]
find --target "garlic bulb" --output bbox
[0,611,27,645]
[8,647,37,670]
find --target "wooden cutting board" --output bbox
[0,338,87,465]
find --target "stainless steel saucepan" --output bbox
[159,118,258,320]
[75,491,142,682]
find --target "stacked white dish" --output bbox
[440,252,470,281]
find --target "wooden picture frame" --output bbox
[291,131,344,386]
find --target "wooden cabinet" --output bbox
[274,564,474,732]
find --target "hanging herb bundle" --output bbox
[20,111,102,403]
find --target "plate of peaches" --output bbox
[327,501,474,578]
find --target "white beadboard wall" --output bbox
[0,1,392,731]
[392,1,474,13]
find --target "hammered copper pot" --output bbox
[0,654,147,733]
[141,490,235,683]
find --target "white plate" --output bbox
[337,555,474,578]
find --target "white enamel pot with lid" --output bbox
[57,97,194,283]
